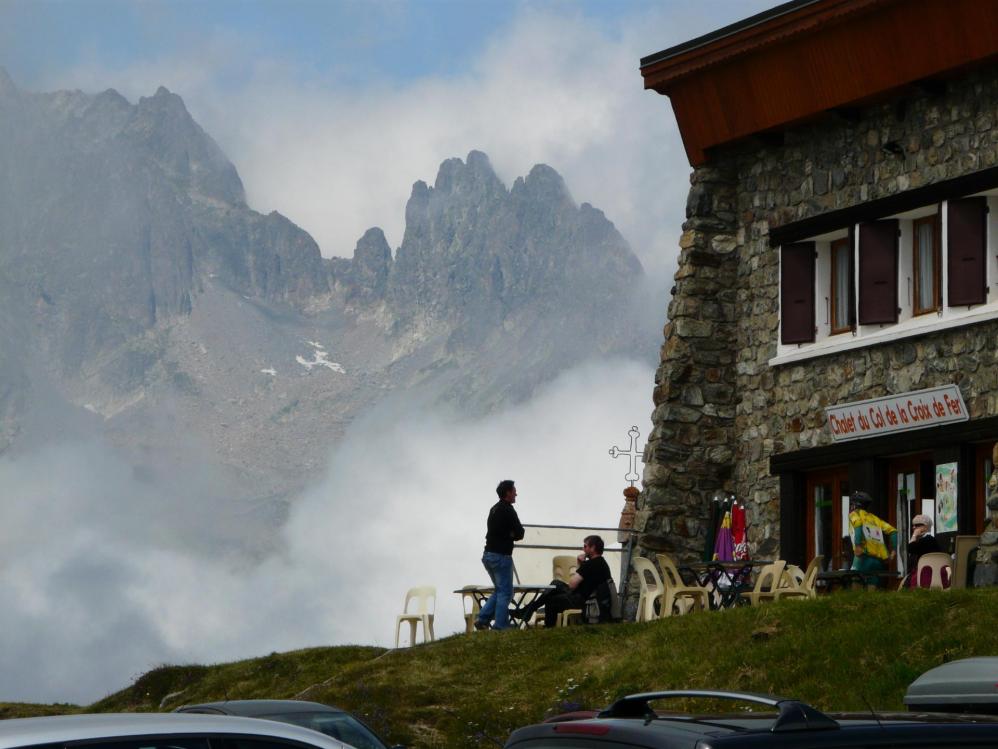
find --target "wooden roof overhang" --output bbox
[640,0,998,166]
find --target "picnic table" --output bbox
[454,584,554,629]
[681,560,773,609]
[817,569,903,591]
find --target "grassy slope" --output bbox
[4,590,998,747]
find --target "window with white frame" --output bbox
[830,236,853,334]
[775,191,997,364]
[913,212,941,315]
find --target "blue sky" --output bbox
[3,1,672,87]
[1,1,772,277]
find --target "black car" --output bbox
[505,690,998,749]
[175,699,400,749]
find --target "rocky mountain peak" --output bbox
[131,85,246,208]
[513,163,572,205]
[346,227,392,304]
[355,226,392,261]
[0,66,16,97]
[95,88,130,109]
[136,85,191,124]
[432,150,505,199]
[377,150,644,350]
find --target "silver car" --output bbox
[0,712,357,749]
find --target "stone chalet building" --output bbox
[629,0,998,595]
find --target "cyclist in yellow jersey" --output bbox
[848,490,897,585]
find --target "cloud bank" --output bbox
[0,358,654,704]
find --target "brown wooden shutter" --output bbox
[947,196,988,306]
[858,219,898,325]
[781,242,815,344]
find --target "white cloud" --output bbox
[216,7,691,281]
[34,5,701,282]
[0,358,653,704]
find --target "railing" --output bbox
[513,523,637,598]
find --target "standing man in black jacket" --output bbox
[474,479,524,631]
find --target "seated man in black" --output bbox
[521,535,612,628]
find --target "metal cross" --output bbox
[609,425,644,487]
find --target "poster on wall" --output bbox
[935,462,959,533]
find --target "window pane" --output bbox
[839,489,851,569]
[814,484,833,563]
[72,740,210,749]
[917,221,936,310]
[263,713,386,749]
[219,739,319,749]
[833,244,851,330]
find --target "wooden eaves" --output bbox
[640,0,998,166]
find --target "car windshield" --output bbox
[260,711,387,749]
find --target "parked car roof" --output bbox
[505,690,998,749]
[905,656,998,711]
[175,699,392,749]
[0,712,352,749]
[176,700,348,717]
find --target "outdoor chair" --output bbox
[552,555,578,585]
[458,585,481,634]
[556,607,583,627]
[914,552,952,590]
[655,553,710,615]
[394,585,436,647]
[775,555,823,601]
[778,564,805,596]
[952,535,979,590]
[738,560,787,606]
[632,556,664,622]
[557,578,619,627]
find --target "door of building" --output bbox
[806,468,850,570]
[889,453,933,575]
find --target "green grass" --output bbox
[5,590,998,747]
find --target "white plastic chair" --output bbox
[458,585,481,634]
[656,553,710,615]
[395,586,436,647]
[914,552,952,590]
[740,560,787,606]
[632,556,664,622]
[552,555,578,585]
[775,555,823,601]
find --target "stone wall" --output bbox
[633,167,742,572]
[631,62,998,609]
[974,442,998,586]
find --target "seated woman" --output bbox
[907,513,942,588]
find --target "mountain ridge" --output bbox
[0,72,657,507]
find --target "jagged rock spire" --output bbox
[0,66,18,96]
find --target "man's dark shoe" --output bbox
[473,620,491,631]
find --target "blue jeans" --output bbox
[478,551,514,630]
